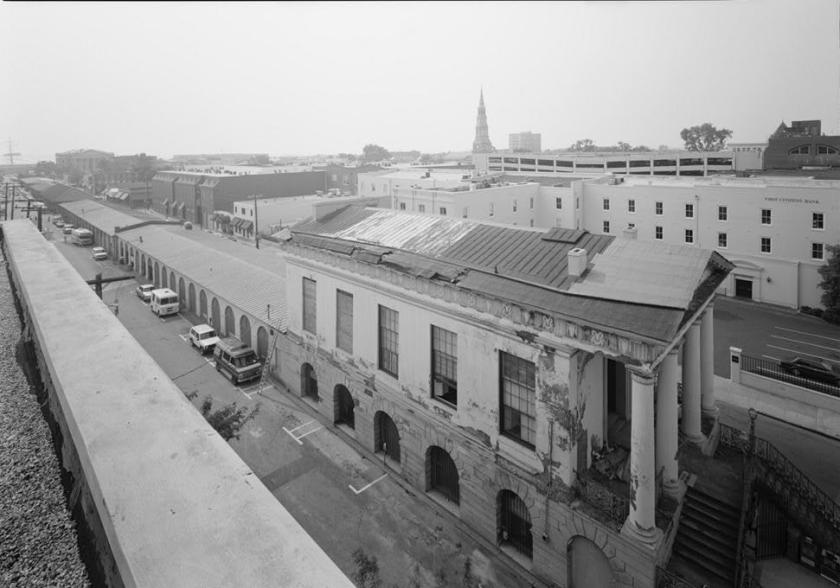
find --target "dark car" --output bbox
[779,357,840,386]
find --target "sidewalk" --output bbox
[756,558,837,588]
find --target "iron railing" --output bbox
[576,471,629,526]
[740,354,840,398]
[655,566,699,588]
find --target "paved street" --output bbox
[714,296,840,378]
[52,238,534,588]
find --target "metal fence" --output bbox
[739,354,840,398]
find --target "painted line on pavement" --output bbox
[770,334,839,353]
[349,473,388,495]
[286,420,315,434]
[296,426,322,441]
[178,333,188,342]
[767,344,840,365]
[282,420,321,445]
[762,354,781,362]
[775,327,840,343]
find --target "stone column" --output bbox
[681,321,704,443]
[700,305,718,417]
[656,349,682,498]
[622,370,663,548]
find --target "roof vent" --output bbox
[622,225,637,240]
[568,247,587,277]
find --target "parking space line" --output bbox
[178,333,188,342]
[282,420,321,445]
[286,420,315,434]
[767,344,840,365]
[296,426,322,440]
[770,334,839,353]
[348,473,388,495]
[775,327,840,343]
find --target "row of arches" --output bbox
[134,252,269,358]
[298,362,535,561]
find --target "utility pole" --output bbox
[253,193,260,249]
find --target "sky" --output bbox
[1,1,839,162]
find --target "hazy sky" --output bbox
[2,1,839,162]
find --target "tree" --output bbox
[131,153,158,184]
[186,392,260,441]
[569,138,596,152]
[616,141,632,152]
[818,244,840,324]
[362,144,391,163]
[680,123,733,151]
[34,161,58,178]
[351,548,381,588]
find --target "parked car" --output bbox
[135,283,155,302]
[62,224,74,234]
[214,337,262,385]
[779,357,840,386]
[53,218,64,227]
[91,247,107,261]
[189,324,220,355]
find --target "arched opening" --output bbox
[140,255,146,276]
[178,277,186,307]
[567,536,616,587]
[170,271,176,291]
[147,257,152,281]
[161,268,168,288]
[497,490,532,559]
[240,315,251,348]
[211,298,221,332]
[426,446,459,505]
[374,411,400,464]
[224,306,235,337]
[199,290,208,321]
[188,283,196,313]
[301,363,319,400]
[153,262,159,286]
[256,327,268,360]
[333,385,354,428]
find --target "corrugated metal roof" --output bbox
[60,200,143,235]
[119,226,287,331]
[567,239,712,309]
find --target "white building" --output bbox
[509,131,542,153]
[357,169,471,200]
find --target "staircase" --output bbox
[673,486,739,585]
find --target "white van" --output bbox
[150,288,180,317]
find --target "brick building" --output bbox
[763,119,840,170]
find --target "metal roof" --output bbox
[118,226,287,331]
[59,200,145,236]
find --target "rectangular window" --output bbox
[439,207,447,215]
[655,201,663,215]
[685,229,694,244]
[812,243,824,260]
[813,212,824,229]
[603,221,610,233]
[555,197,562,209]
[685,203,694,218]
[655,226,663,240]
[603,198,610,210]
[399,202,406,210]
[378,305,399,377]
[718,232,727,248]
[431,326,457,406]
[500,352,536,448]
[336,290,353,353]
[718,206,728,221]
[761,237,771,253]
[761,209,771,225]
[302,278,316,334]
[628,199,635,213]
[418,204,425,213]
[513,200,518,212]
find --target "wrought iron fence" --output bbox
[655,566,699,588]
[740,354,840,398]
[576,471,629,525]
[719,422,750,454]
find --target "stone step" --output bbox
[674,533,735,582]
[678,517,738,558]
[683,501,740,536]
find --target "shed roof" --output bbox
[60,200,145,236]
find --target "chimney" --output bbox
[568,247,587,278]
[622,225,638,240]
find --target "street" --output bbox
[50,237,531,588]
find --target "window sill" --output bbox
[497,435,542,474]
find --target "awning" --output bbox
[232,218,244,228]
[176,202,185,213]
[240,220,254,230]
[162,199,170,208]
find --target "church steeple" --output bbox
[472,89,495,154]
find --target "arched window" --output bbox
[199,290,208,321]
[374,411,400,463]
[224,306,235,337]
[239,315,251,348]
[256,327,268,360]
[301,363,319,400]
[426,446,459,504]
[497,490,532,559]
[788,144,810,155]
[211,298,221,331]
[334,385,354,429]
[178,278,186,306]
[188,283,196,313]
[818,144,839,155]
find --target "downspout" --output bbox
[543,419,554,542]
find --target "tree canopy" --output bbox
[680,123,733,152]
[818,244,840,324]
[567,139,650,152]
[362,144,391,163]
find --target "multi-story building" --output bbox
[55,149,115,173]
[150,170,327,227]
[763,119,840,170]
[276,206,731,587]
[509,131,542,153]
[312,163,383,195]
[356,168,470,200]
[729,143,767,172]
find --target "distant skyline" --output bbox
[2,1,839,163]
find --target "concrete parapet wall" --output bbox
[0,219,352,588]
[726,347,840,440]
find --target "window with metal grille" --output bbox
[685,203,694,218]
[431,326,457,406]
[655,226,663,240]
[428,446,459,504]
[439,207,447,215]
[498,490,533,559]
[555,197,562,209]
[813,212,824,230]
[336,290,353,353]
[603,221,610,234]
[761,237,771,253]
[812,243,824,260]
[719,206,728,221]
[378,305,399,377]
[685,229,694,244]
[399,202,406,210]
[628,199,635,213]
[761,209,772,225]
[603,198,610,210]
[500,352,536,448]
[655,201,663,215]
[718,232,727,248]
[302,278,316,334]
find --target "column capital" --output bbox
[628,367,655,386]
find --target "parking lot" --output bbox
[51,237,534,588]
